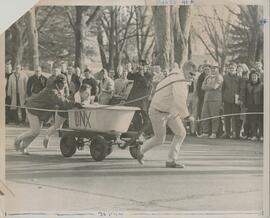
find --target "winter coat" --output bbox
[27,74,47,97]
[244,81,263,107]
[202,74,223,102]
[222,74,241,104]
[127,71,152,111]
[151,73,189,118]
[7,72,28,110]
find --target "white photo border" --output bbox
[0,0,269,217]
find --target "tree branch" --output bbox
[37,6,56,32]
[119,7,135,53]
[194,31,218,62]
[65,8,76,31]
[85,6,101,26]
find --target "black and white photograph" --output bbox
[1,0,269,217]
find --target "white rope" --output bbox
[5,104,263,122]
[196,112,263,122]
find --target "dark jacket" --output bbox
[196,72,206,103]
[239,78,248,103]
[61,72,81,95]
[127,71,152,110]
[82,77,98,96]
[222,74,241,104]
[245,81,263,107]
[27,74,47,97]
[26,84,75,122]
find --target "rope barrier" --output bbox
[4,76,263,122]
[5,103,263,123]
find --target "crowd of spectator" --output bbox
[189,61,264,141]
[5,59,264,141]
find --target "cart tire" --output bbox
[107,146,113,156]
[129,145,140,159]
[60,135,77,157]
[90,136,108,161]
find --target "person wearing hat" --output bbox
[198,65,223,139]
[244,69,263,141]
[136,61,196,168]
[14,74,81,154]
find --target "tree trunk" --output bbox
[174,5,193,70]
[12,24,24,67]
[152,6,171,70]
[108,7,116,72]
[97,24,108,70]
[188,33,192,60]
[75,6,84,70]
[135,7,142,61]
[26,8,39,71]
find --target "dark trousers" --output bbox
[10,94,26,124]
[223,102,241,137]
[5,96,11,124]
[247,105,263,138]
[196,98,204,135]
[242,121,251,138]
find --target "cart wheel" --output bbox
[129,145,140,159]
[90,136,109,161]
[60,135,77,157]
[107,146,113,156]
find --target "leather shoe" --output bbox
[14,138,22,151]
[166,161,185,168]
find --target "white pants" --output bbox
[46,113,66,138]
[141,107,186,162]
[17,110,43,148]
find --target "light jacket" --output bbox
[98,77,114,105]
[150,73,189,118]
[7,72,28,110]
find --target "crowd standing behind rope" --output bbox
[5,59,264,146]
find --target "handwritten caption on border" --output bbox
[157,0,194,5]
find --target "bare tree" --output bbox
[152,6,171,70]
[26,8,39,70]
[6,6,56,68]
[194,7,232,72]
[134,6,155,62]
[152,5,193,70]
[226,5,263,65]
[66,6,100,69]
[97,6,135,73]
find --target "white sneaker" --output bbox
[250,136,257,141]
[20,147,29,155]
[198,133,208,138]
[240,135,247,140]
[209,133,217,139]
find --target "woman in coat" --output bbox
[7,65,28,124]
[14,74,80,154]
[244,69,263,141]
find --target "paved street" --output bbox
[5,126,263,216]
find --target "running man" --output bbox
[136,62,196,168]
